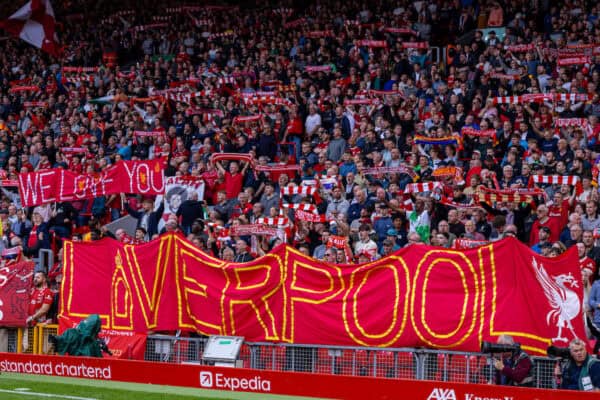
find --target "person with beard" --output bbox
[27,272,54,326]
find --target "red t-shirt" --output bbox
[224,172,243,199]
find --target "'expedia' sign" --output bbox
[199,371,271,392]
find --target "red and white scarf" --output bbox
[474,192,532,204]
[9,86,38,93]
[284,18,307,28]
[404,182,442,194]
[256,217,289,226]
[461,126,496,139]
[130,23,169,32]
[61,147,87,154]
[504,44,535,52]
[489,72,520,80]
[356,40,388,48]
[305,65,332,73]
[491,93,591,104]
[295,210,329,223]
[211,153,254,165]
[23,101,47,108]
[305,30,334,38]
[343,98,378,106]
[255,164,301,173]
[439,197,482,210]
[281,186,317,196]
[230,224,278,237]
[326,235,354,262]
[0,179,19,187]
[133,130,164,138]
[554,118,588,127]
[384,27,417,35]
[233,114,263,124]
[368,89,405,98]
[529,175,579,186]
[282,203,318,213]
[402,42,428,49]
[557,56,591,66]
[453,238,489,249]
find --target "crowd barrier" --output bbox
[143,335,560,389]
[11,327,565,389]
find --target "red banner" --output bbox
[0,261,34,326]
[0,353,591,400]
[60,234,585,355]
[18,160,165,207]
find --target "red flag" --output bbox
[0,0,60,56]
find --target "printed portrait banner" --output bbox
[60,234,585,355]
[0,261,35,326]
[18,160,165,207]
[162,176,205,216]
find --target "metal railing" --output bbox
[143,336,560,388]
[11,328,561,389]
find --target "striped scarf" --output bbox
[404,182,442,194]
[281,186,317,196]
[529,175,579,186]
[282,203,318,213]
[491,93,591,105]
[256,217,289,226]
[474,192,533,204]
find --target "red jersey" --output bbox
[548,200,570,229]
[528,216,561,246]
[28,287,54,324]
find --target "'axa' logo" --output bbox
[427,388,457,400]
[199,371,213,388]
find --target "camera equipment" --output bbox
[481,341,521,354]
[547,345,571,359]
[97,338,113,356]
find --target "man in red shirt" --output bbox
[27,272,54,326]
[529,205,561,245]
[216,160,249,199]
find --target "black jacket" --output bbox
[125,201,164,239]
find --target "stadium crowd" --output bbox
[1,0,600,329]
